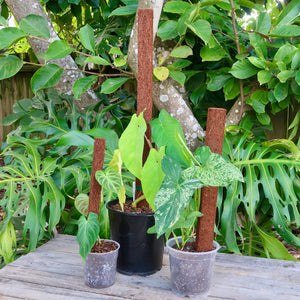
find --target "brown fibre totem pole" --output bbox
[195,107,227,252]
[135,9,153,203]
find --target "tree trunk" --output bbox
[5,0,99,110]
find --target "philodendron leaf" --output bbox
[72,75,98,99]
[19,14,50,38]
[76,213,100,261]
[100,77,130,94]
[119,113,146,179]
[154,156,201,237]
[194,146,244,186]
[75,193,89,216]
[0,56,24,80]
[150,109,191,167]
[141,147,166,210]
[0,27,25,49]
[95,167,122,195]
[31,64,63,94]
[79,24,95,53]
[45,40,73,61]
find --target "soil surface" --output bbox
[110,200,153,214]
[91,240,118,253]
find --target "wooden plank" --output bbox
[0,235,299,300]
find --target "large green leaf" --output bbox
[170,46,193,58]
[109,5,137,16]
[45,40,73,61]
[85,56,110,66]
[95,167,122,195]
[76,213,100,261]
[56,130,94,148]
[100,77,130,94]
[275,0,300,28]
[200,44,226,62]
[270,25,300,38]
[0,27,25,49]
[31,64,64,94]
[163,1,191,14]
[0,56,24,80]
[75,193,89,216]
[157,20,178,41]
[256,12,271,34]
[141,147,165,210]
[72,75,98,99]
[150,109,191,168]
[19,14,50,38]
[79,24,95,53]
[222,130,300,251]
[119,113,146,179]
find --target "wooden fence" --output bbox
[0,70,34,148]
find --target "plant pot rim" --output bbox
[88,239,120,257]
[166,237,220,255]
[107,198,154,217]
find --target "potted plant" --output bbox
[94,113,166,275]
[148,109,244,297]
[75,138,120,288]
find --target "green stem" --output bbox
[131,195,146,208]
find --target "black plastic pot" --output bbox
[107,199,164,276]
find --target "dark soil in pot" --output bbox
[107,198,164,276]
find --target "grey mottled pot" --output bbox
[166,237,219,298]
[84,240,120,288]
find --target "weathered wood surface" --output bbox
[0,235,299,300]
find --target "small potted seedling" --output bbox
[76,138,120,288]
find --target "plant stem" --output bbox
[131,195,146,208]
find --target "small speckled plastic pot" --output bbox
[166,237,219,298]
[84,240,120,288]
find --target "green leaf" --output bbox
[45,40,73,61]
[291,50,300,70]
[223,78,240,100]
[277,70,296,83]
[76,213,100,261]
[171,59,192,69]
[169,70,186,86]
[0,56,24,80]
[200,45,226,62]
[100,77,129,94]
[72,75,98,99]
[274,44,296,64]
[256,12,271,34]
[109,47,123,56]
[74,194,89,216]
[257,70,272,85]
[85,56,110,66]
[1,111,24,126]
[248,32,267,59]
[256,226,298,261]
[177,5,197,36]
[230,59,260,79]
[19,14,50,38]
[119,113,146,179]
[109,5,137,16]
[141,147,165,210]
[0,27,25,49]
[113,57,126,67]
[153,66,169,81]
[0,16,7,26]
[276,0,300,28]
[31,64,63,94]
[79,24,95,53]
[0,222,16,264]
[56,130,94,148]
[170,46,193,58]
[251,99,265,113]
[157,20,178,41]
[86,128,118,152]
[95,167,122,194]
[274,82,288,101]
[163,1,191,14]
[270,25,300,38]
[207,73,231,91]
[186,19,212,45]
[257,112,271,125]
[248,57,265,69]
[296,70,300,86]
[69,0,81,4]
[150,109,191,168]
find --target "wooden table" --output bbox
[0,234,299,299]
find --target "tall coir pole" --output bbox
[136,9,153,201]
[195,108,227,252]
[88,138,106,215]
